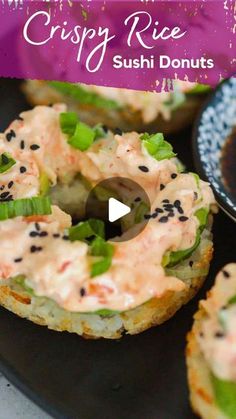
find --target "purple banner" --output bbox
[0,0,235,91]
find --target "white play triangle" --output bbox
[108,198,131,222]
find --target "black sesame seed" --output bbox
[0,185,4,191]
[167,212,175,217]
[102,125,108,133]
[199,331,204,338]
[171,173,177,179]
[4,195,13,201]
[194,192,198,201]
[62,235,69,241]
[29,231,39,237]
[30,245,42,253]
[6,129,16,142]
[138,165,149,173]
[174,200,181,208]
[2,154,9,165]
[39,231,48,237]
[53,233,60,238]
[155,208,164,214]
[162,199,169,203]
[177,207,184,215]
[30,144,40,151]
[163,204,174,210]
[35,223,40,231]
[0,191,9,199]
[189,261,194,267]
[160,184,165,191]
[80,287,86,297]
[114,127,123,136]
[134,197,141,202]
[20,140,25,150]
[179,216,188,222]
[20,166,27,174]
[151,213,158,219]
[144,214,152,220]
[14,257,23,263]
[159,216,169,223]
[222,270,230,278]
[215,331,225,338]
[8,181,14,189]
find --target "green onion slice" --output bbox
[60,112,106,151]
[140,133,176,161]
[0,152,16,174]
[69,219,105,242]
[60,112,78,136]
[68,122,95,151]
[0,196,52,220]
[90,237,114,277]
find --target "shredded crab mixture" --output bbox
[198,264,236,382]
[0,104,215,313]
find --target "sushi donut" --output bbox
[187,264,236,418]
[0,104,215,339]
[22,80,210,134]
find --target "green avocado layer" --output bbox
[49,81,120,110]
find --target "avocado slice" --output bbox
[49,81,120,110]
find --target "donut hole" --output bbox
[50,177,89,220]
[50,177,123,240]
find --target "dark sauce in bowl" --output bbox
[221,127,236,202]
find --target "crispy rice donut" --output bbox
[22,80,206,134]
[0,104,215,338]
[187,264,236,418]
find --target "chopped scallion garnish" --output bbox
[68,122,95,151]
[0,196,52,220]
[69,219,105,242]
[0,152,16,174]
[60,112,106,151]
[140,133,176,161]
[90,237,114,277]
[60,112,78,136]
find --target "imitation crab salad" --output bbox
[0,104,215,338]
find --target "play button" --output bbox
[85,177,151,242]
[108,198,131,222]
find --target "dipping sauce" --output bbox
[221,127,236,200]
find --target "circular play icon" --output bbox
[85,177,151,242]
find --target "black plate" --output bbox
[0,78,235,419]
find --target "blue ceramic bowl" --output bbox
[193,78,236,221]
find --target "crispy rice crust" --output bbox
[0,243,212,339]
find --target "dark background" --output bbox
[0,78,234,419]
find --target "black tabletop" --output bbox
[0,78,234,419]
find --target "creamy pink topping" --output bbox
[0,105,215,312]
[198,264,236,382]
